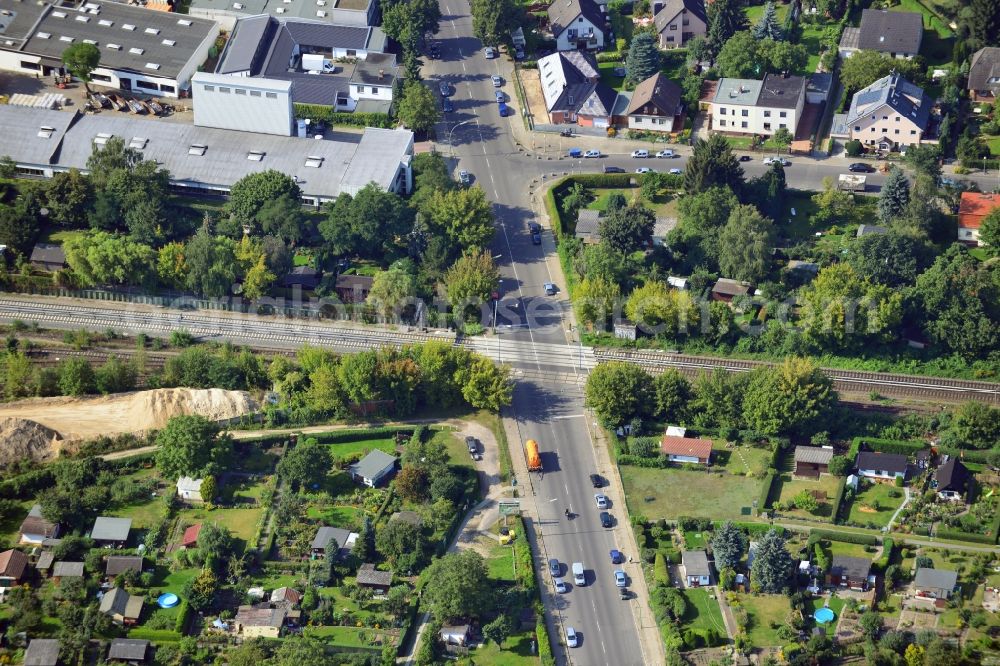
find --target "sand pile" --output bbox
[0,388,258,459]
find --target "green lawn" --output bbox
[683,530,708,549]
[304,625,388,649]
[716,445,771,477]
[585,187,677,218]
[599,61,626,92]
[486,540,517,583]
[772,473,843,521]
[986,135,1000,155]
[660,50,688,83]
[844,482,906,529]
[746,2,790,24]
[681,588,727,636]
[621,466,761,520]
[589,188,638,212]
[175,505,263,544]
[734,593,789,647]
[306,504,362,530]
[151,566,200,595]
[824,540,875,561]
[41,229,86,245]
[810,595,846,636]
[453,629,540,665]
[326,437,398,461]
[109,497,166,531]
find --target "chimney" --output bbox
[378,68,384,78]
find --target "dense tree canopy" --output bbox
[839,50,924,95]
[397,81,441,133]
[717,205,775,283]
[278,438,333,490]
[711,521,748,570]
[684,136,744,195]
[421,550,492,621]
[61,43,100,89]
[228,170,301,226]
[155,414,232,480]
[470,0,518,47]
[64,232,155,287]
[626,32,660,84]
[749,529,793,593]
[319,183,412,259]
[742,357,836,436]
[599,203,656,254]
[585,361,654,426]
[846,231,931,287]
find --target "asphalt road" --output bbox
[429,4,647,664]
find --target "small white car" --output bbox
[584,149,602,158]
[491,74,503,87]
[594,493,608,509]
[635,167,654,174]
[655,149,674,158]
[668,168,683,174]
[763,156,776,165]
[631,149,649,158]
[554,577,568,593]
[484,47,496,59]
[459,170,470,184]
[614,570,627,587]
[566,626,579,648]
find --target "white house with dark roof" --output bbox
[913,567,958,600]
[839,9,923,59]
[682,550,711,586]
[855,451,907,481]
[538,50,620,126]
[0,106,413,205]
[348,449,397,487]
[652,0,707,49]
[625,72,684,132]
[831,73,932,150]
[548,0,606,51]
[710,74,806,137]
[0,0,220,98]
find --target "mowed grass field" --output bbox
[621,466,762,520]
[734,593,790,647]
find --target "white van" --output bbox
[572,562,586,586]
[631,149,649,158]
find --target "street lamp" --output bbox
[446,119,475,157]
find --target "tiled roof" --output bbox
[182,523,202,546]
[856,451,907,474]
[29,243,66,266]
[935,458,969,493]
[958,192,1000,229]
[626,72,682,117]
[830,555,871,580]
[53,561,84,577]
[712,278,751,296]
[108,638,149,662]
[857,9,923,54]
[549,0,605,38]
[660,436,713,460]
[654,0,707,32]
[0,549,28,579]
[969,47,1000,91]
[20,505,59,539]
[357,562,393,587]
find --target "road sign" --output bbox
[499,500,521,516]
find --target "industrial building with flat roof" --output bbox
[0,0,219,97]
[188,0,378,30]
[0,105,413,205]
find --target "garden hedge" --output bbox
[934,528,996,545]
[757,470,777,513]
[654,552,669,585]
[849,437,925,457]
[536,602,555,666]
[293,104,393,128]
[807,529,878,546]
[174,599,192,634]
[617,454,670,468]
[830,475,849,524]
[939,447,991,464]
[874,538,894,572]
[127,629,182,642]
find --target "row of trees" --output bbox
[585,356,837,437]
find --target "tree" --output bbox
[749,528,793,593]
[421,550,492,621]
[715,31,759,78]
[197,522,235,567]
[368,262,417,320]
[859,610,883,641]
[574,276,621,330]
[61,43,100,91]
[278,438,333,490]
[707,0,749,56]
[58,357,94,396]
[957,129,992,164]
[226,641,269,666]
[376,520,426,571]
[354,516,376,563]
[845,139,863,157]
[625,281,699,337]
[717,204,775,283]
[425,186,495,251]
[626,32,660,84]
[684,135,744,195]
[455,356,513,411]
[772,127,793,151]
[758,39,808,75]
[228,170,301,226]
[272,636,329,666]
[241,255,276,300]
[904,644,926,666]
[961,0,1000,49]
[470,0,518,46]
[397,81,441,134]
[847,231,931,288]
[878,167,910,225]
[585,361,654,426]
[319,184,411,259]
[981,207,1000,250]
[94,356,137,394]
[742,357,836,436]
[253,194,304,244]
[710,521,748,570]
[64,231,155,287]
[653,370,691,421]
[913,245,999,359]
[839,50,924,95]
[753,1,783,40]
[941,402,1000,450]
[155,414,232,480]
[45,169,94,228]
[184,568,219,611]
[184,225,238,298]
[599,203,656,253]
[444,249,499,310]
[904,144,942,181]
[798,263,903,349]
[828,455,850,476]
[483,614,513,646]
[396,465,430,502]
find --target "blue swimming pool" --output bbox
[814,607,836,624]
[157,593,179,609]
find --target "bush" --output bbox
[934,528,996,544]
[851,437,925,457]
[831,475,849,524]
[654,552,669,585]
[808,529,878,546]
[758,471,776,513]
[293,104,393,128]
[874,538,894,572]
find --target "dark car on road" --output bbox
[739,155,752,162]
[439,81,451,96]
[600,511,613,528]
[531,230,541,245]
[849,162,874,172]
[590,473,603,488]
[603,165,625,173]
[442,98,454,113]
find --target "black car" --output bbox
[590,473,603,488]
[442,98,454,113]
[848,162,874,173]
[739,155,752,162]
[528,222,541,233]
[603,165,625,173]
[559,128,574,137]
[531,231,541,245]
[600,511,613,528]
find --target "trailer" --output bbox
[838,174,867,192]
[525,439,542,472]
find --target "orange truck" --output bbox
[525,439,542,471]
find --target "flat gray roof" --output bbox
[91,516,132,541]
[713,78,763,106]
[190,0,373,23]
[914,567,958,591]
[0,0,50,44]
[339,127,411,195]
[15,0,218,80]
[0,105,76,166]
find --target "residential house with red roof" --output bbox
[958,191,999,247]
[660,435,713,465]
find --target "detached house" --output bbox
[356,563,393,595]
[913,567,958,601]
[19,504,60,545]
[234,605,286,639]
[856,451,907,481]
[935,458,970,501]
[682,550,712,586]
[29,244,67,273]
[311,526,358,559]
[832,72,931,151]
[968,47,1000,102]
[348,449,397,487]
[828,555,872,590]
[958,192,999,247]
[710,74,806,137]
[549,0,606,52]
[839,9,923,59]
[711,278,752,303]
[625,73,684,133]
[538,51,619,127]
[660,435,712,465]
[652,0,707,49]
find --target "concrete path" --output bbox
[885,487,911,532]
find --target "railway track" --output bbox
[594,349,1000,404]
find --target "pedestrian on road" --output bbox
[628,555,633,563]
